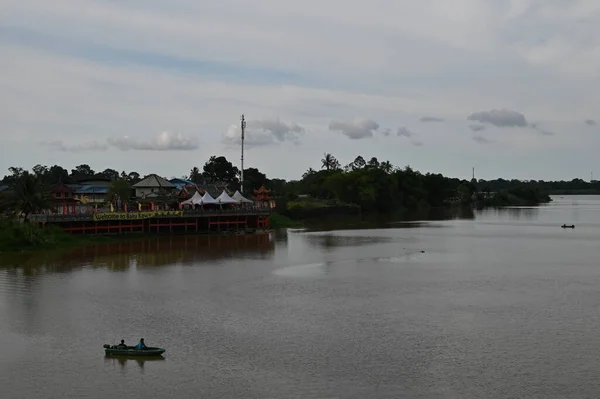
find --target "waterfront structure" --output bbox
[133,174,176,199]
[253,185,275,209]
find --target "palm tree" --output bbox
[189,167,201,184]
[302,168,316,179]
[321,153,340,171]
[6,171,51,221]
[380,161,394,174]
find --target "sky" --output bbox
[1,0,599,182]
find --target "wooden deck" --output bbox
[30,208,272,235]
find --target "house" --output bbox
[59,177,112,204]
[50,182,76,202]
[169,178,198,191]
[74,185,109,204]
[133,174,176,199]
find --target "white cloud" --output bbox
[107,132,198,151]
[420,116,444,123]
[467,109,528,128]
[469,124,486,132]
[329,119,380,139]
[223,118,304,147]
[473,136,491,144]
[397,127,416,138]
[41,140,108,152]
[1,0,600,181]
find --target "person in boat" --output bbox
[116,339,128,349]
[135,338,148,350]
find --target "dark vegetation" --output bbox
[1,152,575,239]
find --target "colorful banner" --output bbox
[93,211,183,221]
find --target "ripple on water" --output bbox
[273,263,327,277]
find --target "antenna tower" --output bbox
[240,114,246,193]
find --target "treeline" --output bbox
[475,178,600,194]
[1,153,559,216]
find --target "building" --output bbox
[133,174,176,199]
[253,185,275,209]
[169,178,198,191]
[50,182,76,202]
[65,177,112,204]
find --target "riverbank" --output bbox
[0,218,275,253]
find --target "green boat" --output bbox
[103,344,166,356]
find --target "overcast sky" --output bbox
[1,0,599,181]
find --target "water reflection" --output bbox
[304,233,395,249]
[476,206,540,220]
[0,233,275,272]
[304,206,475,232]
[104,355,165,373]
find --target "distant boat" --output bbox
[103,344,166,356]
[561,224,575,229]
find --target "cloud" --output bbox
[467,109,528,128]
[224,118,305,147]
[397,127,415,138]
[472,136,491,144]
[381,128,391,137]
[329,118,379,139]
[528,122,555,136]
[1,1,599,181]
[107,131,198,151]
[469,124,486,132]
[420,116,444,123]
[411,140,424,147]
[535,128,555,136]
[585,119,596,126]
[40,140,108,152]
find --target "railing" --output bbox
[29,207,272,223]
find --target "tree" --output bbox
[1,167,25,185]
[367,157,380,169]
[32,164,49,178]
[106,178,132,203]
[202,156,239,185]
[321,153,340,171]
[380,161,393,174]
[47,165,71,185]
[70,164,95,181]
[351,156,366,170]
[189,167,201,184]
[126,172,141,184]
[242,167,268,192]
[302,168,316,179]
[100,168,119,181]
[5,171,51,221]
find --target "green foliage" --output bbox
[201,156,240,185]
[106,178,132,203]
[269,213,304,228]
[2,171,52,220]
[0,218,79,250]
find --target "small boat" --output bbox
[103,344,166,356]
[561,224,575,229]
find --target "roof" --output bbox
[75,185,109,194]
[133,174,176,189]
[177,186,200,197]
[197,184,224,198]
[51,183,75,193]
[169,178,197,190]
[76,177,113,186]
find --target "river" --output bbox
[1,195,600,398]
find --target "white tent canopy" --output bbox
[232,190,253,204]
[216,190,239,204]
[181,191,203,206]
[201,191,218,205]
